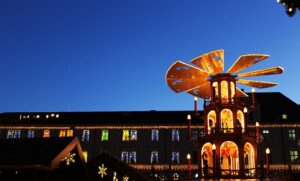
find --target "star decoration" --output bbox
[123,175,129,181]
[62,153,76,166]
[98,164,107,178]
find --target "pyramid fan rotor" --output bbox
[165,49,284,99]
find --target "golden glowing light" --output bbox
[187,114,191,120]
[98,164,107,178]
[186,153,191,160]
[212,144,216,150]
[166,50,283,99]
[266,148,270,154]
[62,153,76,166]
[255,122,260,127]
[123,175,129,181]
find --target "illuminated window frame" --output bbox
[129,151,136,164]
[130,130,137,140]
[14,130,21,138]
[82,130,90,141]
[151,129,159,141]
[172,152,180,164]
[43,130,50,138]
[151,151,158,164]
[101,130,109,141]
[172,129,180,141]
[192,130,198,140]
[28,130,35,138]
[7,130,14,139]
[59,130,66,137]
[83,151,88,163]
[122,130,130,141]
[282,114,287,120]
[290,150,298,163]
[67,130,73,137]
[121,151,129,163]
[289,129,296,141]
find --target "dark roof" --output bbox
[0,92,299,125]
[247,92,300,123]
[87,152,153,181]
[0,137,83,169]
[0,110,203,125]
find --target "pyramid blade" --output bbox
[186,82,212,99]
[166,61,209,93]
[237,79,278,88]
[237,66,284,78]
[227,54,269,73]
[235,88,249,97]
[190,49,224,74]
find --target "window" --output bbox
[14,130,21,138]
[82,130,90,141]
[83,151,88,162]
[59,130,66,137]
[151,151,158,164]
[121,152,129,163]
[129,151,136,164]
[67,130,73,137]
[172,129,180,141]
[122,130,130,141]
[43,130,50,138]
[28,130,35,138]
[151,129,159,141]
[7,130,14,139]
[289,129,296,141]
[192,130,198,140]
[282,114,288,120]
[130,130,137,140]
[101,130,109,141]
[172,152,179,164]
[263,129,269,134]
[290,150,298,163]
[122,130,137,141]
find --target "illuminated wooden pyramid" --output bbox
[165,49,283,178]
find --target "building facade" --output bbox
[0,92,299,179]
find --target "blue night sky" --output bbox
[0,0,299,112]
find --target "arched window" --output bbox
[221,109,233,132]
[230,82,235,102]
[207,110,216,133]
[212,82,219,98]
[221,81,228,103]
[244,143,255,176]
[237,110,245,133]
[220,141,239,175]
[201,143,213,174]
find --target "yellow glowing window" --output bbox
[122,130,130,141]
[221,81,228,103]
[290,150,298,163]
[101,130,109,141]
[282,114,287,119]
[59,130,66,137]
[83,151,88,162]
[212,82,218,97]
[67,130,73,137]
[288,129,296,141]
[230,82,235,100]
[43,130,50,138]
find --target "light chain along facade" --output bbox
[0,92,299,175]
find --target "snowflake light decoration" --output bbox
[123,175,129,181]
[98,164,107,178]
[62,153,76,166]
